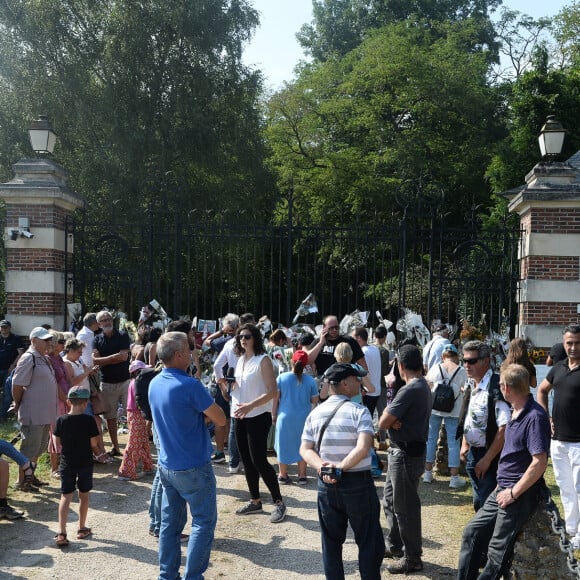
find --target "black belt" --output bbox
[341,470,372,481]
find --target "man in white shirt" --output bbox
[76,313,99,367]
[352,327,381,416]
[422,323,450,372]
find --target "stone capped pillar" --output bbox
[505,153,580,352]
[0,158,85,334]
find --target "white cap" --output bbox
[29,327,53,340]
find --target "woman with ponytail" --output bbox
[273,350,319,485]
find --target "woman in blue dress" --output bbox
[273,350,319,484]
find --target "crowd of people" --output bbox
[0,309,578,580]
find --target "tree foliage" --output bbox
[267,18,500,227]
[0,0,272,219]
[297,0,502,62]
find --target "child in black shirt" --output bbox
[53,386,100,547]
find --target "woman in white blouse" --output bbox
[231,323,287,523]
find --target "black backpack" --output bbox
[134,365,161,421]
[432,365,460,413]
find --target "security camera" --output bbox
[20,230,34,239]
[9,229,19,241]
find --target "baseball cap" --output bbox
[68,386,90,400]
[291,350,309,367]
[29,326,53,340]
[324,362,367,383]
[442,343,458,354]
[129,360,148,374]
[0,320,10,327]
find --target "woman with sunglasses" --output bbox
[231,323,287,523]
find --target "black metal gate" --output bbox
[66,206,521,333]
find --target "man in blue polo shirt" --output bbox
[149,331,226,580]
[457,363,550,579]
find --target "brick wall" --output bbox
[7,292,64,316]
[519,302,580,326]
[7,248,66,271]
[521,208,580,234]
[521,255,579,280]
[5,204,69,230]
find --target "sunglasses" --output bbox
[463,357,480,365]
[239,333,253,340]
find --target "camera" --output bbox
[320,466,342,482]
[21,230,34,239]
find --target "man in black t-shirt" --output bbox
[307,315,367,378]
[538,324,580,548]
[0,320,24,418]
[92,311,131,457]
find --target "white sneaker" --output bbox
[449,475,467,488]
[423,471,433,483]
[228,465,240,474]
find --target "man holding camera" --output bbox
[300,362,384,580]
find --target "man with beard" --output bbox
[538,324,580,549]
[92,311,130,457]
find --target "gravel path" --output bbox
[0,450,468,579]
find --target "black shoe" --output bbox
[384,547,404,559]
[108,448,123,458]
[386,557,423,574]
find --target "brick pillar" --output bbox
[0,158,84,334]
[505,153,580,352]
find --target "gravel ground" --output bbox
[0,445,469,579]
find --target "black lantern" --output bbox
[28,115,57,154]
[538,115,566,159]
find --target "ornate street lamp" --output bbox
[28,115,57,154]
[538,115,566,160]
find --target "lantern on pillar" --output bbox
[28,115,57,154]
[538,115,566,160]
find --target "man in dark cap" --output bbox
[379,345,432,574]
[301,362,385,580]
[0,320,24,419]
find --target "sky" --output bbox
[242,0,572,90]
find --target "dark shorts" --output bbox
[60,464,94,495]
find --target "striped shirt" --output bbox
[301,395,374,472]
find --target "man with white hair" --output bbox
[92,310,131,457]
[422,323,450,372]
[76,312,99,368]
[11,327,59,489]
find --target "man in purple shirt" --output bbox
[457,364,550,579]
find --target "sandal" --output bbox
[55,533,69,547]
[76,527,92,539]
[22,461,37,490]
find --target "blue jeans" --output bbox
[457,484,544,579]
[318,471,384,579]
[158,462,217,580]
[0,369,11,418]
[0,438,28,465]
[426,415,460,468]
[149,428,162,535]
[228,417,240,468]
[382,447,425,561]
[466,447,498,512]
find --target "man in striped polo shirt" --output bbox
[300,363,385,580]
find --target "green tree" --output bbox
[267,19,499,227]
[297,0,501,62]
[0,0,272,218]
